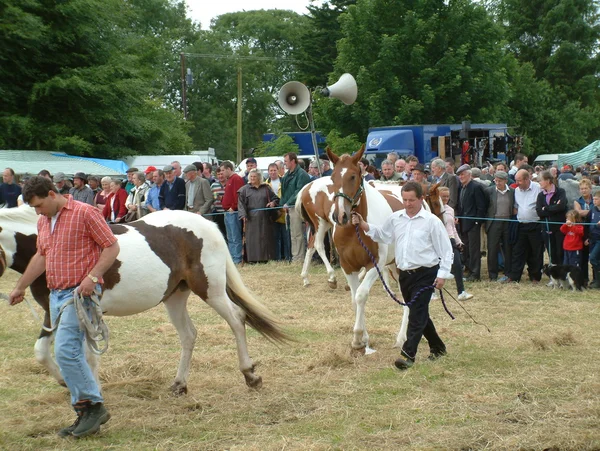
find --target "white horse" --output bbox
[0,206,287,394]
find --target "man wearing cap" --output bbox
[124,167,138,193]
[243,158,258,183]
[159,165,186,210]
[183,164,213,215]
[52,172,72,196]
[144,166,157,188]
[69,172,95,205]
[0,168,22,208]
[170,161,183,178]
[485,171,514,281]
[457,164,488,281]
[411,164,428,186]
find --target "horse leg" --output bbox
[314,222,337,288]
[301,246,316,287]
[163,290,196,395]
[394,306,410,349]
[33,333,65,386]
[203,290,262,389]
[352,268,380,350]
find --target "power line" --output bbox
[182,53,296,62]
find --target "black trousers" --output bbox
[450,239,465,294]
[487,220,512,280]
[462,223,482,278]
[509,222,544,282]
[398,265,446,360]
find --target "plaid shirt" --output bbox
[37,196,118,289]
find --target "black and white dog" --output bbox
[542,264,584,291]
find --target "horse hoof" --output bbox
[170,382,188,396]
[244,374,263,389]
[350,347,366,357]
[328,280,337,289]
[303,281,311,287]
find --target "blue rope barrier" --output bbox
[454,215,600,226]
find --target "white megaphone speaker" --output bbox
[321,73,357,105]
[278,81,311,115]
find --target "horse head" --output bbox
[424,182,444,221]
[327,144,366,226]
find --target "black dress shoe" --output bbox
[465,275,480,282]
[428,349,447,361]
[394,356,414,370]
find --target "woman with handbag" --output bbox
[238,169,279,263]
[124,171,149,222]
[102,179,128,223]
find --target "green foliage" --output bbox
[324,130,362,155]
[0,0,195,158]
[254,134,299,157]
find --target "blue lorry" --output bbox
[364,123,512,167]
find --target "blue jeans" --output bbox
[563,250,581,267]
[50,287,102,406]
[225,211,242,264]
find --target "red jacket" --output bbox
[103,188,128,222]
[560,223,584,251]
[221,173,245,211]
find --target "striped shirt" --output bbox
[37,196,118,289]
[210,181,225,212]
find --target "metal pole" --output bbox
[306,99,322,176]
[180,53,187,120]
[237,66,243,164]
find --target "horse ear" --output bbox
[326,147,339,165]
[352,144,366,164]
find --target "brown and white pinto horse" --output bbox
[325,146,443,351]
[0,206,287,394]
[297,170,443,291]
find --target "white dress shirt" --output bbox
[514,181,541,223]
[366,207,453,279]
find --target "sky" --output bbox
[185,0,313,29]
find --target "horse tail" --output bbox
[225,254,290,343]
[296,186,316,242]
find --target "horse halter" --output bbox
[333,176,364,210]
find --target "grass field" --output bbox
[1,261,599,450]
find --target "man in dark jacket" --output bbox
[159,165,186,210]
[457,164,488,281]
[281,152,311,262]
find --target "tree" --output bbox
[254,134,300,156]
[0,0,195,157]
[314,0,512,143]
[183,10,308,162]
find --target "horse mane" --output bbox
[0,204,39,226]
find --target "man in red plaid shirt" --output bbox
[9,176,120,438]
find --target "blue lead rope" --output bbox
[352,224,455,319]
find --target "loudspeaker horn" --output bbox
[321,73,357,105]
[278,81,311,115]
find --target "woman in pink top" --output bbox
[438,187,473,301]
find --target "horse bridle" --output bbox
[333,177,364,210]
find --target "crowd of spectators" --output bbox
[3,150,599,286]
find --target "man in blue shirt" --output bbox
[158,165,186,210]
[145,169,163,213]
[0,168,22,208]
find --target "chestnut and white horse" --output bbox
[0,206,287,394]
[323,146,443,351]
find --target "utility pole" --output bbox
[237,67,243,164]
[180,53,187,120]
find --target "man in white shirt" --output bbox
[501,169,543,283]
[352,181,453,371]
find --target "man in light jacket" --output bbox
[183,164,214,215]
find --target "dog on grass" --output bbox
[542,264,584,291]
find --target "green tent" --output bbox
[557,140,600,167]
